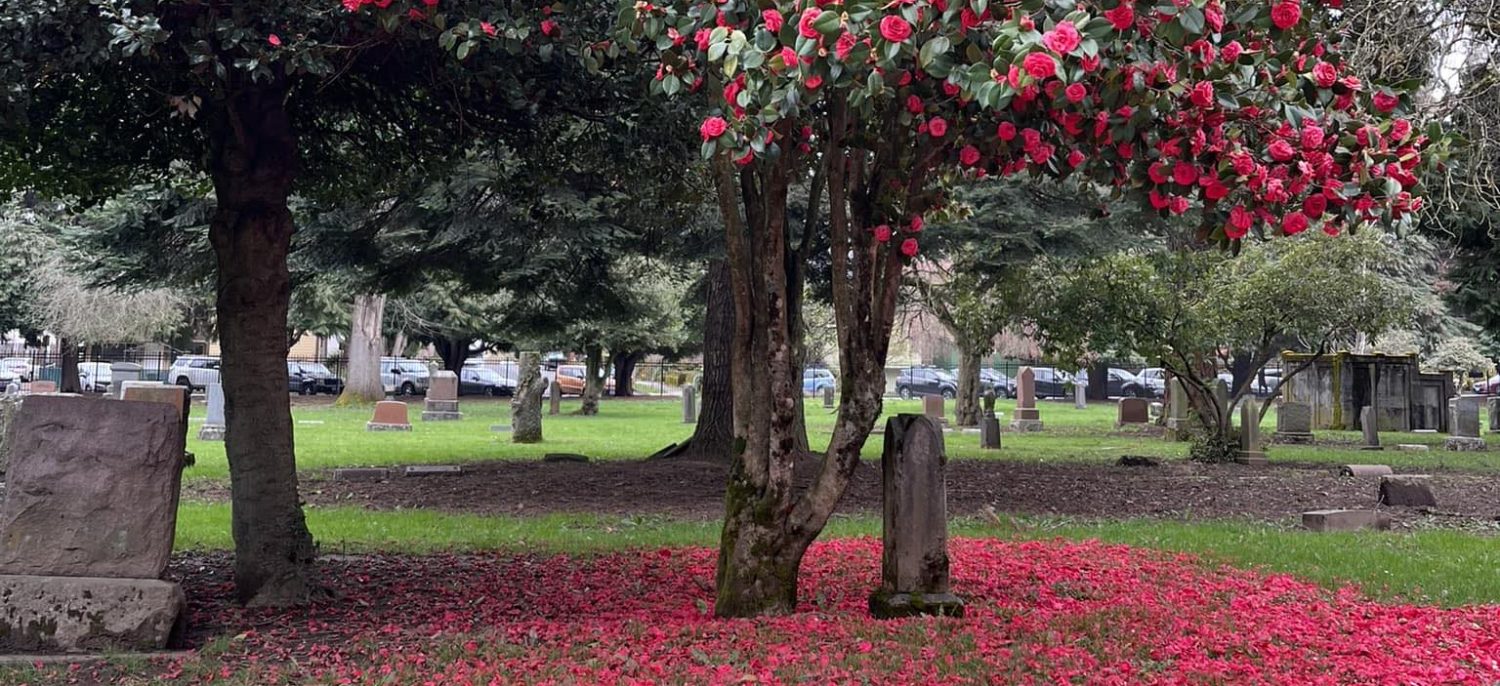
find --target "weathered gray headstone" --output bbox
[1378,474,1437,507]
[1164,378,1189,435]
[109,362,143,399]
[512,353,545,443]
[922,395,947,426]
[1301,509,1391,532]
[1273,401,1314,444]
[869,415,964,619]
[1116,398,1150,427]
[1489,397,1500,435]
[0,395,19,476]
[548,379,562,416]
[0,395,186,578]
[402,465,463,476]
[1360,406,1382,451]
[1237,398,1266,466]
[330,468,390,481]
[682,384,697,424]
[197,383,226,441]
[822,384,835,409]
[1211,379,1230,420]
[0,575,185,652]
[1073,372,1086,410]
[979,413,1001,450]
[1444,396,1486,450]
[1010,367,1043,432]
[366,401,412,431]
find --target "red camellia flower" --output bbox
[1041,21,1082,55]
[480,22,497,37]
[1301,123,1325,150]
[540,19,559,37]
[960,145,981,166]
[762,8,784,33]
[906,95,924,114]
[835,32,857,60]
[1022,52,1056,80]
[1172,161,1199,186]
[909,215,925,232]
[1190,81,1214,108]
[1303,193,1328,218]
[997,121,1017,141]
[1222,40,1243,63]
[879,15,912,42]
[1103,3,1134,31]
[1065,83,1087,103]
[928,117,948,137]
[1390,119,1413,141]
[699,116,728,141]
[1311,61,1338,88]
[900,238,920,257]
[1067,149,1086,167]
[873,224,892,242]
[268,34,282,46]
[1227,205,1254,238]
[1282,211,1310,234]
[1270,0,1302,30]
[804,75,823,89]
[799,8,822,39]
[1268,138,1296,162]
[1373,90,1400,113]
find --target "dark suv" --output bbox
[1026,366,1075,399]
[894,367,958,399]
[288,362,344,396]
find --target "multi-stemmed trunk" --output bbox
[337,293,386,405]
[712,99,921,617]
[205,79,318,606]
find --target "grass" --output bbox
[182,396,1498,481]
[174,502,1500,606]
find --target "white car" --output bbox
[1476,374,1500,395]
[0,357,33,382]
[78,361,114,393]
[1136,367,1167,394]
[166,355,221,390]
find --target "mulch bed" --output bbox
[187,457,1500,529]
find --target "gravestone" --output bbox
[1164,378,1189,434]
[0,395,188,651]
[1340,464,1393,476]
[421,371,463,421]
[1236,398,1266,466]
[198,383,226,441]
[1444,396,1486,451]
[922,395,947,426]
[1211,379,1230,419]
[1149,401,1163,420]
[1359,406,1382,451]
[1073,373,1086,410]
[366,401,412,431]
[822,384,835,409]
[331,468,390,481]
[548,380,562,416]
[1116,398,1150,427]
[1490,398,1500,434]
[121,384,191,450]
[0,395,19,475]
[512,353,545,444]
[1301,509,1391,532]
[868,415,965,619]
[1378,474,1437,507]
[682,384,697,424]
[979,391,1001,450]
[1273,401,1314,444]
[1010,367,1043,432]
[109,362,142,398]
[27,380,57,394]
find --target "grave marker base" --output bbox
[366,423,412,432]
[868,591,966,619]
[0,575,185,653]
[196,425,225,441]
[1443,436,1486,452]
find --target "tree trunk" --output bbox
[611,351,640,397]
[206,80,318,607]
[673,258,735,461]
[1229,351,1256,399]
[337,293,386,405]
[58,337,81,394]
[511,352,544,443]
[578,344,604,416]
[954,347,982,427]
[435,336,474,372]
[388,332,408,357]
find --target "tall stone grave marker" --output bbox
[0,395,189,651]
[1073,372,1087,410]
[512,353,545,443]
[1165,378,1189,433]
[109,362,142,398]
[868,414,965,619]
[922,394,947,426]
[1116,398,1150,427]
[1360,406,1382,451]
[1236,398,1267,466]
[366,401,412,431]
[1444,396,1486,451]
[1489,397,1500,435]
[1010,367,1043,432]
[198,382,226,441]
[822,384,835,409]
[979,391,1001,450]
[421,371,463,421]
[682,384,697,424]
[548,379,562,416]
[1273,401,1314,444]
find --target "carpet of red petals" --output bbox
[42,538,1500,684]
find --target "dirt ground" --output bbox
[188,456,1500,530]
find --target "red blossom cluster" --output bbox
[57,539,1495,684]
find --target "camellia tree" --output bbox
[620,0,1446,616]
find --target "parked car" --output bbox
[288,361,344,395]
[0,357,34,382]
[1474,374,1500,395]
[1076,368,1157,398]
[168,355,221,390]
[894,367,958,399]
[380,358,431,396]
[555,364,587,396]
[460,367,513,396]
[1136,367,1167,395]
[803,368,837,396]
[979,369,1016,398]
[79,361,113,393]
[1025,367,1075,398]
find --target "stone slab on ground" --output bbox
[0,395,185,579]
[330,468,391,481]
[0,575,185,653]
[1394,444,1431,452]
[1443,436,1487,452]
[1339,464,1393,477]
[1379,475,1437,507]
[402,465,464,476]
[0,651,194,667]
[1301,509,1392,532]
[490,424,512,433]
[543,453,590,463]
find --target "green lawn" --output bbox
[182,396,1499,481]
[174,502,1500,606]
